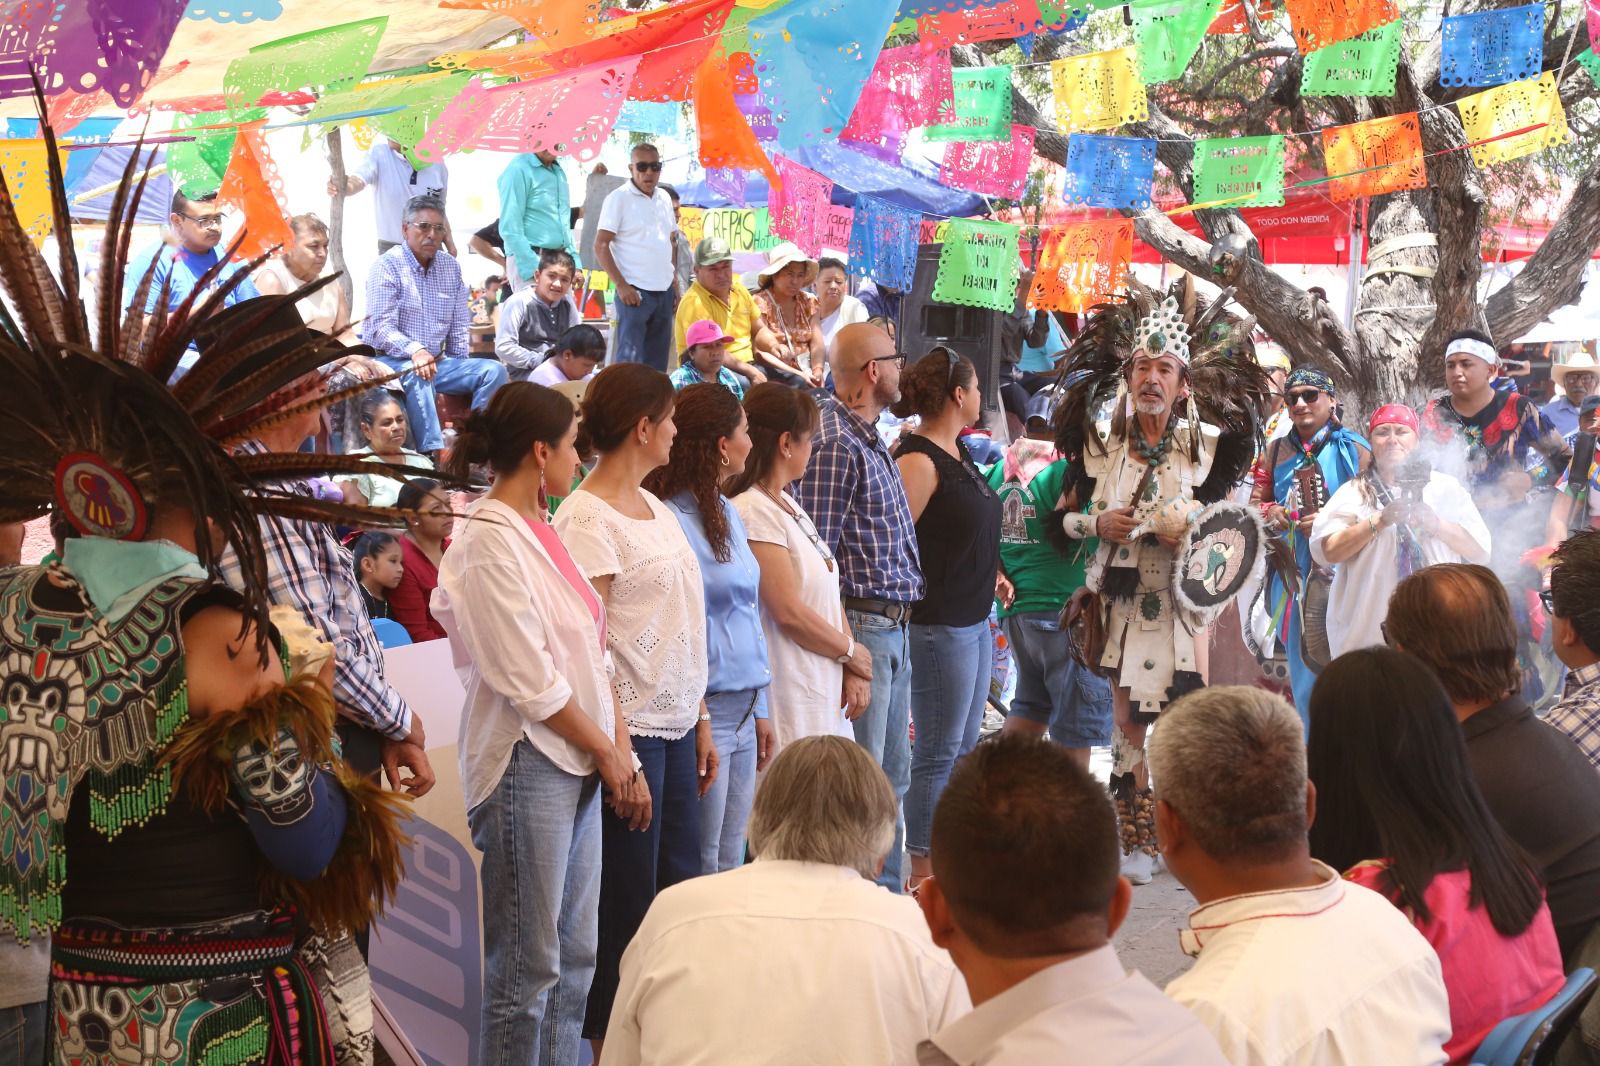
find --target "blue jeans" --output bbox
[699,689,760,874]
[846,609,913,892]
[906,619,991,857]
[376,353,508,453]
[1004,611,1113,747]
[584,730,701,1040]
[0,1001,44,1066]
[467,740,601,1066]
[612,288,675,372]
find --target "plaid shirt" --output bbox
[1547,661,1600,772]
[362,244,471,362]
[216,441,413,740]
[793,392,924,603]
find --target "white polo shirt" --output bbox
[596,180,677,292]
[356,144,448,245]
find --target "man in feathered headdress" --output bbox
[1054,284,1269,884]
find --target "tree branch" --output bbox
[1486,154,1600,340]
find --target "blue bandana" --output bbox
[1285,367,1336,396]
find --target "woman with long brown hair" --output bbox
[549,363,714,1057]
[645,383,772,874]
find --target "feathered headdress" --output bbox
[0,92,443,658]
[1052,275,1272,506]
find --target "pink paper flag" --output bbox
[414,58,638,163]
[769,155,834,258]
[1590,0,1600,52]
[939,124,1035,199]
[822,204,854,251]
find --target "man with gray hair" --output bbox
[598,736,968,1065]
[1152,686,1450,1066]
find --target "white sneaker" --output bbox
[1122,849,1154,886]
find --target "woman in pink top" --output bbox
[1308,647,1564,1064]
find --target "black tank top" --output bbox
[895,434,1002,627]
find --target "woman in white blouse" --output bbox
[550,363,715,1058]
[730,384,875,758]
[1310,404,1491,658]
[432,382,645,1066]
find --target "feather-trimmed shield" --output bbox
[1172,501,1270,622]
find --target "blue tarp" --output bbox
[670,140,985,217]
[69,145,173,226]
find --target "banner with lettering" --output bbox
[1320,112,1426,202]
[1028,218,1134,314]
[939,124,1035,199]
[822,205,854,252]
[1300,20,1400,96]
[1049,47,1149,133]
[1281,0,1399,53]
[1440,3,1544,88]
[1063,133,1158,209]
[1455,72,1570,167]
[924,65,1013,143]
[1192,135,1286,208]
[1131,0,1224,83]
[770,154,834,257]
[849,194,920,291]
[917,0,1042,47]
[932,217,1021,312]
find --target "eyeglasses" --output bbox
[1286,388,1322,406]
[862,352,906,371]
[632,161,663,173]
[1380,620,1392,647]
[408,222,449,235]
[179,212,227,228]
[1540,589,1559,615]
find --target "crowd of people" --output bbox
[8,126,1600,1066]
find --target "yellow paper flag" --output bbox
[1050,47,1149,134]
[0,139,55,247]
[1456,72,1569,168]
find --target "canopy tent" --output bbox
[69,146,174,226]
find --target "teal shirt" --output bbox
[671,362,746,400]
[498,154,574,271]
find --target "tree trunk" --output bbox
[325,129,353,308]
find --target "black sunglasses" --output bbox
[1540,589,1558,615]
[633,161,663,173]
[1287,388,1323,406]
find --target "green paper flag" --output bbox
[1132,0,1225,84]
[1301,20,1402,97]
[167,108,265,197]
[924,65,1013,143]
[308,71,474,161]
[1193,135,1286,208]
[1580,49,1600,87]
[224,17,388,109]
[932,218,1020,312]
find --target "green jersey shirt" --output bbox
[986,456,1096,618]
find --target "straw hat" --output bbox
[1553,350,1600,384]
[757,241,819,287]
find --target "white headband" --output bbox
[1445,337,1498,366]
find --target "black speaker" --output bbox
[898,243,1003,422]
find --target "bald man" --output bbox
[793,322,925,894]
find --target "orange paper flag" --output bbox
[693,50,779,185]
[1320,112,1426,202]
[1028,218,1134,314]
[1281,0,1397,53]
[218,127,293,260]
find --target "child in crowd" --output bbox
[529,323,606,387]
[353,531,404,621]
[670,318,745,399]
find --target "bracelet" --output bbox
[698,712,711,723]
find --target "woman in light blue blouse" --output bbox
[645,383,773,873]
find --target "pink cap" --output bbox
[684,319,735,348]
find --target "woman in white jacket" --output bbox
[433,382,648,1066]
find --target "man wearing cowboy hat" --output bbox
[1545,349,1600,438]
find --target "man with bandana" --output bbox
[1250,367,1371,723]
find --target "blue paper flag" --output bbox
[849,194,920,291]
[616,100,680,137]
[749,0,900,152]
[1063,134,1157,210]
[1440,3,1544,88]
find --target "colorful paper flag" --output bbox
[1192,135,1286,208]
[616,100,681,136]
[707,166,750,206]
[1579,49,1600,88]
[1050,48,1149,134]
[1063,133,1158,209]
[0,0,187,107]
[415,61,638,164]
[1590,0,1600,54]
[939,125,1036,199]
[218,128,292,260]
[1319,112,1425,202]
[534,0,735,103]
[307,72,474,161]
[842,45,954,152]
[822,205,854,252]
[1280,0,1398,54]
[223,17,386,110]
[1300,20,1401,96]
[770,155,835,258]
[849,195,921,291]
[185,0,283,21]
[932,217,1021,312]
[916,0,1043,47]
[1132,0,1225,84]
[748,0,899,150]
[924,65,1014,143]
[1440,3,1544,88]
[693,51,778,185]
[0,139,55,246]
[1209,0,1275,34]
[1455,72,1570,167]
[1028,218,1134,314]
[167,108,262,196]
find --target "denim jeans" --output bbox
[611,288,675,372]
[1003,611,1113,748]
[846,610,913,892]
[584,730,701,1039]
[467,741,600,1066]
[905,619,991,857]
[375,353,508,453]
[699,689,760,874]
[0,1001,45,1066]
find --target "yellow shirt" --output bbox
[674,281,760,369]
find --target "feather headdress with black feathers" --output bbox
[0,92,446,662]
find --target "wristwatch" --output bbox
[835,637,856,665]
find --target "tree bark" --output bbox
[325,129,353,308]
[1486,156,1600,341]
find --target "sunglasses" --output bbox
[633,161,663,173]
[1540,588,1559,615]
[1286,388,1323,406]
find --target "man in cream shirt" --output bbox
[915,735,1226,1065]
[599,736,968,1065]
[1151,687,1451,1066]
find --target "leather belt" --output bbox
[844,597,913,624]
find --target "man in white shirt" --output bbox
[1150,687,1451,1066]
[594,142,678,372]
[329,138,452,256]
[599,735,969,1066]
[915,735,1226,1066]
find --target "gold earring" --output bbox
[783,449,791,458]
[721,455,730,467]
